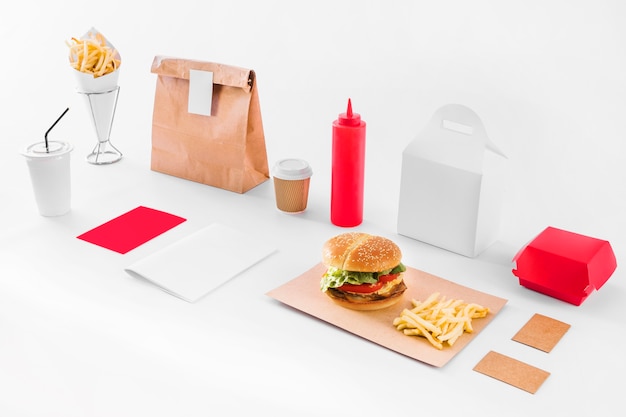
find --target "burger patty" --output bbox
[327,279,407,303]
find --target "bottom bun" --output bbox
[325,289,405,311]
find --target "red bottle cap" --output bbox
[338,98,361,127]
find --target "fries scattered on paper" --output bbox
[393,292,489,350]
[67,31,120,77]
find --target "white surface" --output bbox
[125,223,276,303]
[1,1,625,416]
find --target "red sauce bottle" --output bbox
[331,98,366,227]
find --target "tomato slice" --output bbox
[378,273,399,284]
[338,273,399,294]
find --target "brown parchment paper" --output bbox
[267,263,508,367]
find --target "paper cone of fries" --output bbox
[68,28,123,164]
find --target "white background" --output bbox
[1,1,625,416]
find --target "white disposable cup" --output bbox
[272,159,313,213]
[21,141,73,216]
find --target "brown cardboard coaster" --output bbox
[473,351,550,394]
[512,313,571,353]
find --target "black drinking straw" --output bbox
[44,107,70,152]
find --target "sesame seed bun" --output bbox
[322,232,402,273]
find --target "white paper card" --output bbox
[188,69,213,116]
[125,223,276,302]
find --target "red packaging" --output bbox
[331,99,366,227]
[512,226,617,306]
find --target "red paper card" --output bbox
[77,206,186,254]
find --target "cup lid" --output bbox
[21,141,73,158]
[272,158,313,180]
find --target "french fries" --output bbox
[393,292,489,350]
[67,32,120,77]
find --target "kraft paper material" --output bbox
[512,313,571,353]
[150,56,269,194]
[267,263,508,368]
[474,350,550,394]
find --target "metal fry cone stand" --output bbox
[80,86,122,164]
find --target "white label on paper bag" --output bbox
[188,69,214,116]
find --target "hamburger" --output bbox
[320,232,407,311]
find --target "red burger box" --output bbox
[512,226,617,306]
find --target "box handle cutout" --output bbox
[442,119,474,136]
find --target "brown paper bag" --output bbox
[150,56,269,193]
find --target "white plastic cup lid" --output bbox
[21,141,73,158]
[272,158,313,180]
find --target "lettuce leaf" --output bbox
[320,263,406,292]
